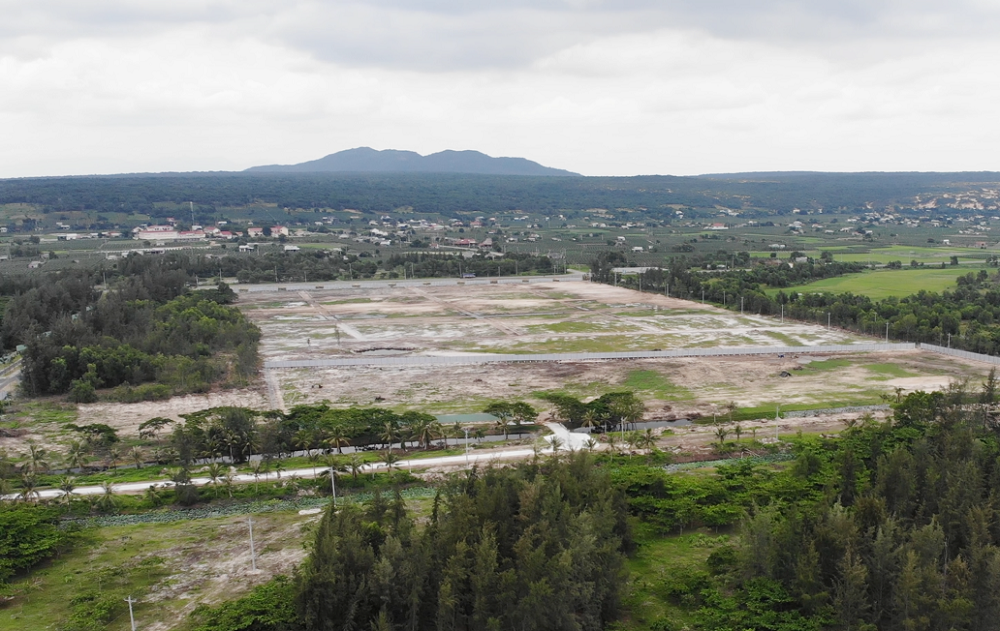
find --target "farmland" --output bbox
[770,266,978,299]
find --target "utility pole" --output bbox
[329,465,337,506]
[885,321,889,343]
[248,518,257,571]
[740,296,744,315]
[827,312,831,328]
[124,596,137,631]
[781,304,784,323]
[464,427,470,463]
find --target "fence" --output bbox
[921,343,1000,367]
[264,343,918,369]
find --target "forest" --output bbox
[1,254,259,399]
[2,171,998,218]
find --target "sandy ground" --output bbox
[74,388,271,436]
[241,281,868,363]
[270,350,987,419]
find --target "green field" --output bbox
[773,266,980,299]
[813,244,992,265]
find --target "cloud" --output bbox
[0,1,998,176]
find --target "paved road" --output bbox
[10,423,586,501]
[0,360,21,399]
[264,343,917,369]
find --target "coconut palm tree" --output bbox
[347,454,364,480]
[715,425,729,446]
[221,472,235,498]
[549,436,564,453]
[410,419,441,450]
[383,451,400,472]
[294,429,315,457]
[19,473,39,502]
[325,426,350,455]
[584,438,598,451]
[129,446,145,470]
[144,484,163,507]
[581,409,600,431]
[734,424,743,443]
[250,461,264,495]
[58,476,76,503]
[106,446,122,471]
[206,462,225,497]
[380,422,398,453]
[96,481,117,511]
[65,441,89,472]
[26,443,49,475]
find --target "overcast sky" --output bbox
[2,1,998,177]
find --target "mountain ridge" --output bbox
[244,147,580,176]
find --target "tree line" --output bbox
[594,251,1000,355]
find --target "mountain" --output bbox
[244,147,579,176]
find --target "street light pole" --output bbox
[464,428,470,463]
[330,465,337,506]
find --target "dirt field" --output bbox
[241,281,868,362]
[241,280,991,419]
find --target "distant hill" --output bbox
[244,147,579,176]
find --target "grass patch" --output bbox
[863,362,917,379]
[772,267,981,299]
[622,369,693,400]
[0,510,314,631]
[621,527,730,630]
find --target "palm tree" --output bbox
[307,450,321,478]
[65,441,89,472]
[549,436,564,453]
[411,419,441,450]
[96,481,116,511]
[27,443,49,475]
[584,438,598,451]
[347,454,364,480]
[250,461,264,495]
[129,446,145,470]
[206,462,225,497]
[380,422,397,453]
[581,409,600,431]
[294,429,315,457]
[221,472,235,498]
[144,484,163,507]
[473,427,486,443]
[734,424,743,443]
[19,473,39,502]
[325,426,350,454]
[715,425,729,445]
[272,460,285,479]
[107,446,122,471]
[383,451,400,472]
[58,476,76,503]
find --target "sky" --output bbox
[1,0,999,178]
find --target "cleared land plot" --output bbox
[241,281,869,365]
[237,281,993,418]
[271,350,987,419]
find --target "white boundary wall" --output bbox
[265,343,917,369]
